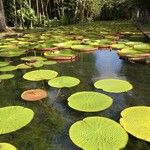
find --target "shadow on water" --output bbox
[0,50,149,150]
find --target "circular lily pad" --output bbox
[0,106,34,134]
[94,79,133,93]
[23,69,58,81]
[69,117,128,150]
[71,45,97,52]
[0,74,14,80]
[120,106,150,142]
[68,91,112,112]
[0,66,17,72]
[43,61,57,65]
[21,89,48,101]
[0,143,17,150]
[21,56,47,62]
[44,50,76,60]
[27,61,44,68]
[0,61,10,67]
[16,64,32,69]
[48,76,80,88]
[0,50,26,57]
[111,44,126,49]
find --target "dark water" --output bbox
[0,50,149,150]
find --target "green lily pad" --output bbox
[27,61,44,68]
[125,42,143,47]
[44,50,76,60]
[120,106,150,142]
[0,74,14,80]
[21,56,47,62]
[0,143,17,150]
[0,106,34,134]
[48,76,80,88]
[0,61,10,67]
[94,79,133,93]
[0,50,26,57]
[69,117,128,150]
[16,64,32,69]
[71,45,97,51]
[133,44,150,51]
[111,44,126,49]
[0,66,17,72]
[68,91,112,112]
[23,69,58,81]
[43,61,57,65]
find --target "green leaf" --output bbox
[0,143,17,150]
[68,91,112,112]
[71,45,97,51]
[43,61,57,65]
[16,64,32,69]
[69,117,128,150]
[0,74,14,80]
[21,56,47,62]
[0,61,10,67]
[120,106,150,142]
[48,76,80,88]
[0,106,34,134]
[23,69,58,81]
[44,50,76,60]
[94,79,133,93]
[0,66,17,72]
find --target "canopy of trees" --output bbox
[0,0,150,31]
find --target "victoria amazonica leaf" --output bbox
[0,74,14,80]
[23,69,58,81]
[120,106,150,142]
[0,106,34,134]
[68,91,112,112]
[94,79,133,93]
[69,117,128,150]
[0,143,17,150]
[48,76,80,88]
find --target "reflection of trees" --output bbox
[120,62,150,106]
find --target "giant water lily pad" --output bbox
[71,45,97,52]
[0,74,14,80]
[68,91,112,112]
[48,76,80,88]
[0,50,26,57]
[44,50,76,60]
[111,44,126,49]
[120,106,150,142]
[0,106,34,134]
[21,56,47,62]
[133,44,150,51]
[0,66,17,72]
[23,69,58,81]
[0,61,10,67]
[43,60,57,65]
[21,89,48,101]
[0,143,17,150]
[16,64,32,69]
[94,79,133,93]
[69,117,128,150]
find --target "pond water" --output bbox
[0,50,149,150]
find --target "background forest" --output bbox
[0,0,150,31]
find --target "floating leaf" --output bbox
[0,143,17,150]
[21,89,48,101]
[0,106,34,134]
[43,60,57,65]
[0,74,14,80]
[23,69,58,81]
[69,117,128,150]
[21,56,47,62]
[48,76,80,88]
[44,50,76,60]
[27,61,44,68]
[120,106,150,142]
[0,61,10,67]
[0,50,26,57]
[68,91,112,112]
[111,44,126,49]
[71,45,97,51]
[0,66,17,72]
[94,79,133,93]
[16,64,32,69]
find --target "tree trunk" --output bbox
[0,0,7,31]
